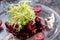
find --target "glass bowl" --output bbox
[40,4,60,40]
[0,3,60,40]
[27,4,60,40]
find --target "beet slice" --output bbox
[34,32,45,40]
[34,5,42,16]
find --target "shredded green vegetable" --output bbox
[7,0,35,31]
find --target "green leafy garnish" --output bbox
[7,0,35,31]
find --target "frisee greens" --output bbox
[7,1,35,31]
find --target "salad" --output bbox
[3,0,55,40]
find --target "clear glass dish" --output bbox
[0,2,60,40]
[28,4,60,40]
[40,4,60,40]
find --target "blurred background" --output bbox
[35,0,60,15]
[0,0,60,15]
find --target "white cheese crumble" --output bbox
[45,13,55,29]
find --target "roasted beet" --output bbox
[5,22,11,29]
[20,32,29,39]
[41,25,47,30]
[34,32,45,40]
[34,5,41,13]
[8,28,19,36]
[35,17,42,24]
[35,17,42,28]
[5,22,19,36]
[27,21,36,30]
[34,5,41,16]
[12,29,19,36]
[32,24,36,30]
[36,28,42,33]
[5,22,13,32]
[20,28,33,37]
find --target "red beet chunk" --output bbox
[35,17,42,28]
[34,32,45,40]
[12,29,19,36]
[27,22,32,30]
[5,22,13,31]
[5,22,11,29]
[5,22,19,36]
[20,32,29,39]
[34,5,41,13]
[41,25,47,30]
[36,28,42,33]
[34,5,41,16]
[0,20,2,26]
[32,24,36,30]
[35,17,42,22]
[27,21,36,30]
